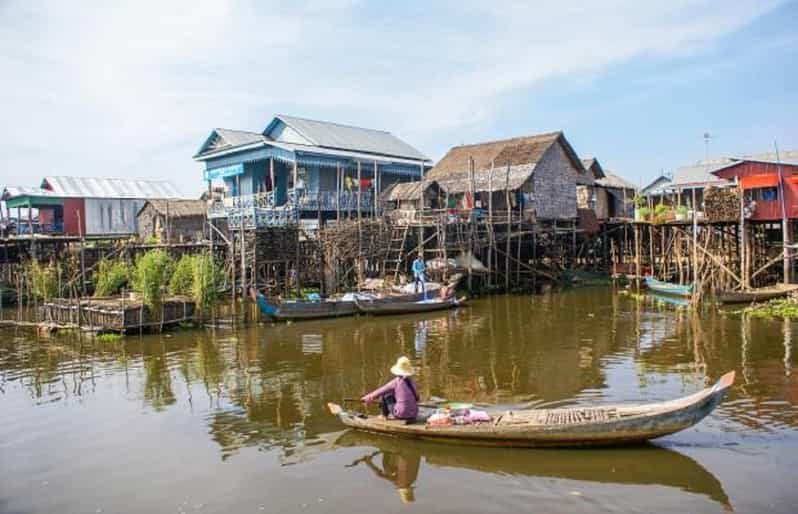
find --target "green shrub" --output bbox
[191,253,223,314]
[29,261,59,300]
[131,250,173,315]
[634,195,646,208]
[637,207,652,220]
[676,205,689,215]
[94,259,131,297]
[654,204,668,216]
[169,255,195,295]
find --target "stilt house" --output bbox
[426,131,586,222]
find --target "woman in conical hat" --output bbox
[361,356,420,420]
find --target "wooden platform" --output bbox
[39,295,195,332]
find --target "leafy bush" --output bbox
[637,207,652,220]
[169,255,195,295]
[676,205,689,215]
[131,250,173,314]
[191,253,223,314]
[29,261,59,300]
[654,204,668,216]
[634,195,647,208]
[94,259,131,297]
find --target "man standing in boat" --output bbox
[361,356,419,421]
[412,253,426,298]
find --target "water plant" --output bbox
[131,250,173,316]
[191,253,223,314]
[97,333,124,342]
[93,259,131,297]
[739,298,798,319]
[29,261,59,300]
[169,254,196,296]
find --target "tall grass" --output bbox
[131,250,173,315]
[29,261,59,300]
[93,259,131,297]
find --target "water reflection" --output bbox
[335,430,732,510]
[2,288,798,513]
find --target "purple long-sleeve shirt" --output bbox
[362,377,419,419]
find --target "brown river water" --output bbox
[1,287,797,514]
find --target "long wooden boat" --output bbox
[717,284,798,304]
[327,371,734,448]
[644,276,694,297]
[355,296,464,316]
[255,284,444,321]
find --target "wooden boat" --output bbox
[644,276,694,297]
[254,285,445,321]
[257,296,359,321]
[355,296,464,316]
[717,283,798,304]
[327,371,735,448]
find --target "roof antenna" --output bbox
[703,132,713,161]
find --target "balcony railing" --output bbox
[210,190,378,228]
[208,190,377,221]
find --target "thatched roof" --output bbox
[384,181,438,201]
[427,131,586,184]
[595,171,636,191]
[138,199,207,218]
[437,164,536,194]
[579,157,606,184]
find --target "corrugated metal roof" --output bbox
[669,162,732,187]
[595,171,637,191]
[438,164,536,194]
[274,114,430,162]
[1,186,59,200]
[42,177,183,199]
[216,128,263,147]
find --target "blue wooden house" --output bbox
[194,115,432,229]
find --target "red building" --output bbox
[713,159,798,221]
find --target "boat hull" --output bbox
[270,300,358,320]
[356,297,463,316]
[717,284,798,304]
[328,371,734,448]
[644,277,693,297]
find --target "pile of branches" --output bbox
[319,219,393,291]
[704,187,740,222]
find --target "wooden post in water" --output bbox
[692,188,698,288]
[487,162,494,286]
[505,163,511,291]
[738,177,747,288]
[775,142,791,284]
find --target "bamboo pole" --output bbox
[505,163,511,290]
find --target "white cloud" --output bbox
[0,0,784,195]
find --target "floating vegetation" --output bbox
[97,333,124,343]
[93,259,131,297]
[738,298,798,319]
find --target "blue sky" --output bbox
[1,0,796,195]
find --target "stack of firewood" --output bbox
[704,187,740,222]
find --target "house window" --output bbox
[746,187,778,202]
[107,205,113,228]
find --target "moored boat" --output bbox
[644,276,694,297]
[327,371,735,448]
[355,296,464,316]
[717,284,798,304]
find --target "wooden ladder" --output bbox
[385,225,410,281]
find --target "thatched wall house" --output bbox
[426,131,585,221]
[136,199,207,242]
[595,172,637,219]
[577,158,605,212]
[381,180,442,223]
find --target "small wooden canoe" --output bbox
[258,297,358,321]
[328,371,734,448]
[717,284,798,304]
[355,296,464,316]
[644,277,694,297]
